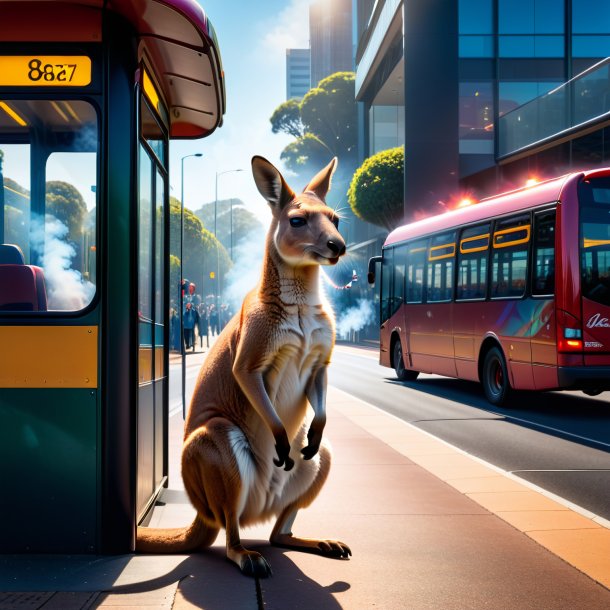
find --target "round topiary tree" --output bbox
[347,146,404,231]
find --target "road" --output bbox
[329,344,610,522]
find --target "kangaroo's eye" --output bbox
[290,217,307,228]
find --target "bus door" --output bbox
[136,85,169,521]
[489,215,534,389]
[454,224,490,381]
[409,232,456,377]
[380,245,406,368]
[580,178,610,364]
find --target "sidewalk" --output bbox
[1,345,610,609]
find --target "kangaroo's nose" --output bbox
[327,240,346,256]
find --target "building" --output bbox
[355,0,610,221]
[309,0,354,88]
[286,48,311,100]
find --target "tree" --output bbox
[194,199,264,255]
[300,72,357,161]
[169,197,231,300]
[45,181,87,242]
[270,99,304,139]
[348,146,404,231]
[269,71,358,174]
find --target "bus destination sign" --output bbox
[0,56,91,87]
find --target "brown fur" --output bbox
[137,157,351,577]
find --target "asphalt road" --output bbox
[329,344,610,522]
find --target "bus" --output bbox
[0,0,224,553]
[368,168,610,407]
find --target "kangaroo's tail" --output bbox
[136,517,218,553]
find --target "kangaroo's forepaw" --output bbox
[271,533,351,559]
[229,548,273,578]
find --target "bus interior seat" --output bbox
[0,244,48,311]
[0,243,25,265]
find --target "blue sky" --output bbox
[169,0,312,225]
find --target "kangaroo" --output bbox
[137,156,351,577]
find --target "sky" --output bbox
[169,0,313,226]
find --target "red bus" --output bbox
[368,168,610,406]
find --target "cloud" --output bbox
[261,0,311,56]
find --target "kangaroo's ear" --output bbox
[251,156,295,214]
[302,157,338,202]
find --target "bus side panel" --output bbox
[453,302,480,381]
[531,301,558,389]
[475,300,534,390]
[409,303,456,377]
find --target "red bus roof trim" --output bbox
[385,167,610,247]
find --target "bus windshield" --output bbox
[580,177,610,307]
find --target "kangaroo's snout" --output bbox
[327,239,346,257]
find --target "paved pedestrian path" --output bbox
[1,344,609,609]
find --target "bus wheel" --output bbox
[393,340,419,381]
[482,346,511,406]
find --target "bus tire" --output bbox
[482,346,511,406]
[393,340,419,381]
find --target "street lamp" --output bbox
[180,152,202,416]
[214,168,244,308]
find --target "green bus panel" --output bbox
[0,389,98,552]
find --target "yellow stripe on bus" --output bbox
[0,326,97,388]
[460,232,490,254]
[583,238,610,248]
[493,224,531,249]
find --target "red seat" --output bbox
[0,243,48,311]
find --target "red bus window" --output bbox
[406,239,427,303]
[427,232,455,302]
[457,223,490,300]
[532,211,555,296]
[492,215,530,298]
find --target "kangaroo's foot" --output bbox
[270,532,351,559]
[227,543,273,578]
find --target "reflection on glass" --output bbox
[0,100,97,312]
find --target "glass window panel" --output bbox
[381,247,393,322]
[426,233,455,303]
[491,216,530,298]
[533,211,555,295]
[139,147,153,321]
[0,100,98,313]
[500,0,564,34]
[392,244,407,316]
[141,100,165,166]
[406,239,427,304]
[459,0,492,34]
[573,0,610,34]
[500,36,536,57]
[457,223,490,300]
[572,35,610,58]
[460,82,494,139]
[459,36,494,58]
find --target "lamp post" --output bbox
[214,168,243,308]
[180,152,202,416]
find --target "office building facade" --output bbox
[356,0,610,221]
[286,48,311,100]
[310,0,354,87]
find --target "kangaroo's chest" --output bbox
[262,304,332,419]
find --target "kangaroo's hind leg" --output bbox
[269,440,351,559]
[182,418,272,578]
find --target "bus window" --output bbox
[381,247,393,322]
[392,244,407,313]
[457,223,490,300]
[491,215,530,298]
[580,178,610,306]
[532,211,555,296]
[0,100,98,312]
[406,239,427,303]
[427,232,456,302]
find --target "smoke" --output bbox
[336,299,374,339]
[223,230,267,310]
[31,214,95,310]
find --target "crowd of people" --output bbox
[170,281,234,352]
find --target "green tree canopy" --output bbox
[279,133,331,174]
[270,99,304,139]
[194,198,264,255]
[169,197,231,300]
[300,72,357,161]
[45,181,87,241]
[348,146,404,231]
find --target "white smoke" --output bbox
[31,215,95,310]
[336,299,375,339]
[223,231,266,311]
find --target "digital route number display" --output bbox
[0,56,91,86]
